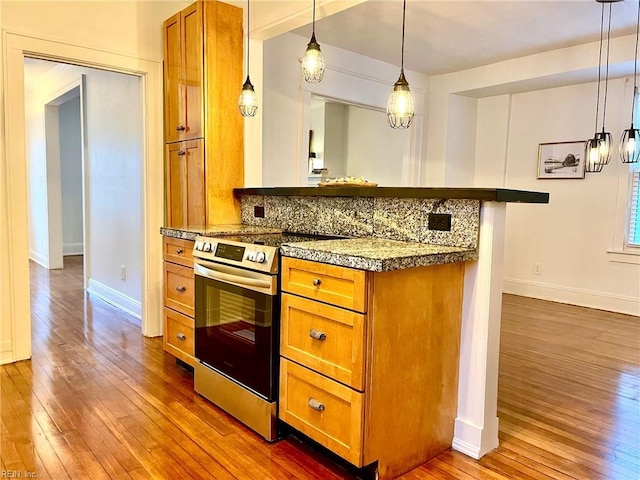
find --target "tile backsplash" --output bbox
[240,194,480,249]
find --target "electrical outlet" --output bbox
[121,265,126,281]
[428,213,452,231]
[254,205,265,218]
[533,263,542,275]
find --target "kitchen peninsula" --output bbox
[233,186,548,477]
[161,186,548,479]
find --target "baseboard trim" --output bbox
[29,249,49,268]
[63,242,83,256]
[87,278,141,320]
[452,417,499,460]
[503,278,640,316]
[0,341,13,365]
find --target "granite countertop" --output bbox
[280,237,477,272]
[161,224,281,240]
[161,225,476,271]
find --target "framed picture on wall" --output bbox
[537,141,586,179]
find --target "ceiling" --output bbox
[23,1,640,83]
[23,57,61,91]
[290,0,639,76]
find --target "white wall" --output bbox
[427,33,640,316]
[323,102,347,178]
[482,80,639,315]
[85,68,143,311]
[25,80,52,267]
[261,32,428,187]
[25,61,143,316]
[345,106,408,185]
[1,1,191,63]
[59,95,83,256]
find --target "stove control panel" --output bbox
[192,236,278,274]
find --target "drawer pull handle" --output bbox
[177,150,186,156]
[176,333,186,341]
[176,248,184,254]
[309,329,327,341]
[312,278,322,286]
[308,398,325,412]
[176,285,186,293]
[176,125,186,131]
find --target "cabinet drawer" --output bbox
[164,262,194,317]
[279,359,364,467]
[163,307,194,366]
[163,237,195,267]
[281,258,367,312]
[281,294,365,391]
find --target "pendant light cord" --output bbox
[602,2,612,130]
[632,0,640,124]
[401,0,406,72]
[594,0,604,132]
[594,2,604,134]
[312,0,316,35]
[246,0,250,76]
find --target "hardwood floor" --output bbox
[1,256,638,479]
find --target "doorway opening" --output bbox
[24,57,144,325]
[4,32,164,364]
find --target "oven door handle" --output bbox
[194,261,276,295]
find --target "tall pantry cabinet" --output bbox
[161,0,243,366]
[163,0,244,227]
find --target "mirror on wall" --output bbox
[306,94,410,186]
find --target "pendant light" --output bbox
[620,0,640,164]
[586,1,612,172]
[301,0,325,83]
[386,0,414,129]
[238,0,257,117]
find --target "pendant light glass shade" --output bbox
[586,130,611,173]
[387,0,414,129]
[620,0,640,163]
[620,125,640,163]
[302,0,324,83]
[238,0,257,117]
[387,71,414,129]
[238,76,258,117]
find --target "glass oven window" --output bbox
[195,275,276,400]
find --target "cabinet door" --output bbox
[165,140,205,227]
[181,2,203,141]
[163,12,181,144]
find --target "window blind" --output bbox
[629,170,640,247]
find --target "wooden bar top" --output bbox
[234,187,549,204]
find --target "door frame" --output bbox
[2,32,164,363]
[40,78,85,277]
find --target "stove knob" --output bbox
[255,252,266,264]
[204,242,212,252]
[195,241,203,251]
[247,250,257,262]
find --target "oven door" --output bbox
[194,259,278,401]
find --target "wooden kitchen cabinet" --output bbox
[163,3,202,143]
[162,236,195,366]
[165,140,205,227]
[279,257,465,480]
[162,0,243,227]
